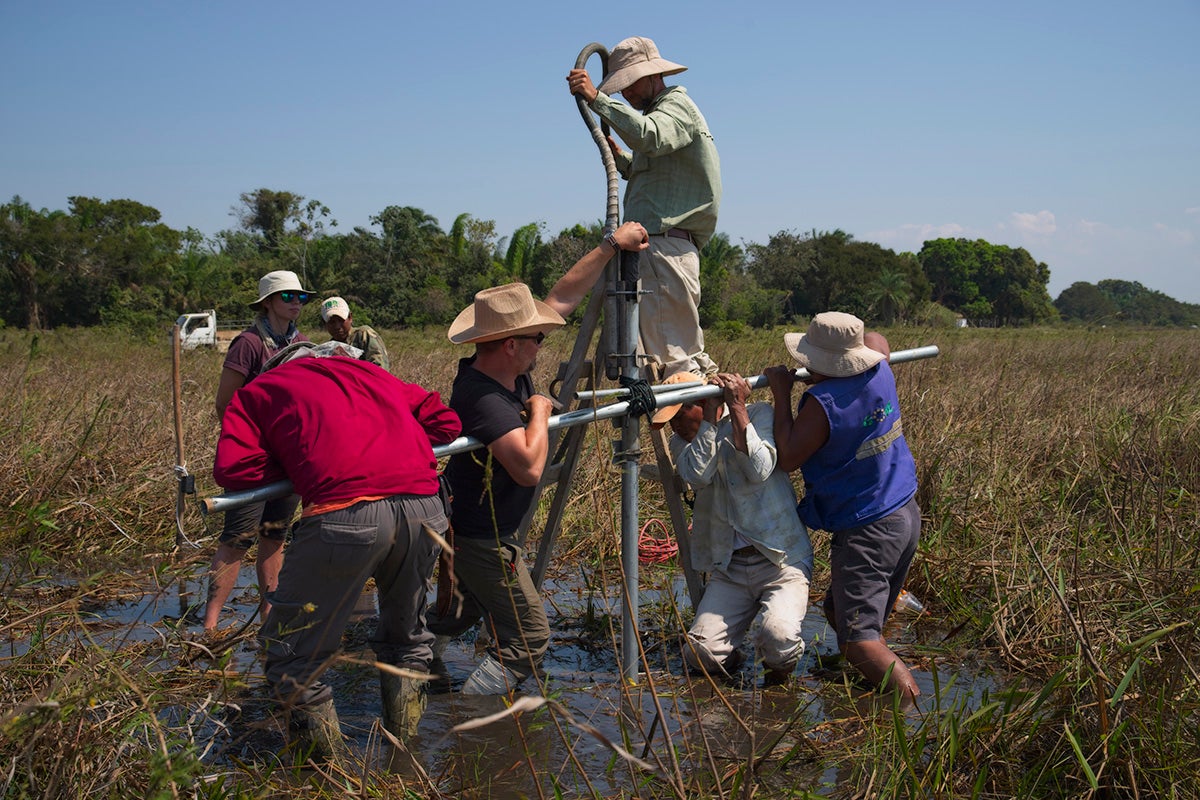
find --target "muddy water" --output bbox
[67,563,996,796]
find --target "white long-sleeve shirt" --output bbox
[670,402,813,575]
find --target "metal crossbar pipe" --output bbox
[199,344,939,515]
[575,344,941,400]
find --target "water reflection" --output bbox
[3,562,1001,796]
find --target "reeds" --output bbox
[1,324,1198,798]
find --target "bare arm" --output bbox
[486,394,553,487]
[715,373,751,454]
[864,331,891,359]
[214,367,246,419]
[766,365,829,472]
[543,221,648,318]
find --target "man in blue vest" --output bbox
[766,312,921,704]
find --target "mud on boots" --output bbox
[380,665,429,738]
[285,695,348,766]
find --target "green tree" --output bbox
[1054,282,1120,323]
[1093,279,1200,326]
[0,197,74,329]
[919,238,1055,324]
[501,222,544,284]
[745,229,816,319]
[698,232,744,327]
[234,189,303,252]
[865,267,911,325]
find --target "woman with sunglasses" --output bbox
[203,270,313,633]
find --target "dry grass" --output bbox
[1,324,1199,798]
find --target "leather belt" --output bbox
[653,227,694,243]
[732,545,757,556]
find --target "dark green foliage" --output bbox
[746,229,929,323]
[919,237,1057,325]
[4,192,1194,333]
[1054,281,1121,323]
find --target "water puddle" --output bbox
[4,561,1000,795]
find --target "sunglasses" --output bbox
[513,332,546,345]
[278,291,310,304]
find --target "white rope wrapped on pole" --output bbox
[199,344,940,515]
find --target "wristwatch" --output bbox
[604,232,620,254]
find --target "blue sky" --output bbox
[3,1,1198,303]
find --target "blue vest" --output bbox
[798,362,917,532]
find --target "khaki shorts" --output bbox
[218,494,300,549]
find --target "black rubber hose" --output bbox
[573,43,620,234]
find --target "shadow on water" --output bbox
[11,561,1002,796]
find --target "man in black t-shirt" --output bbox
[429,222,648,694]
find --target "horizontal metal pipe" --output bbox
[575,344,941,400]
[200,344,939,515]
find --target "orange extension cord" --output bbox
[637,518,679,565]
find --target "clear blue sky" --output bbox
[3,1,1198,303]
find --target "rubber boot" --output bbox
[431,634,452,659]
[460,653,525,695]
[380,669,427,739]
[287,697,346,764]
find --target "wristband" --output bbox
[604,232,620,254]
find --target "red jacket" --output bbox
[214,357,461,506]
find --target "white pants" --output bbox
[685,549,810,676]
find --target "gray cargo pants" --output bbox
[263,494,445,708]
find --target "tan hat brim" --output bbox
[784,332,885,378]
[649,371,705,425]
[447,298,565,344]
[598,58,687,94]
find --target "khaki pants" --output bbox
[639,235,717,377]
[427,534,550,679]
[685,549,810,676]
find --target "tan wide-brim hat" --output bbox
[250,270,311,308]
[447,283,566,344]
[597,36,687,95]
[650,371,705,426]
[784,312,885,378]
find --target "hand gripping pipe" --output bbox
[200,345,939,515]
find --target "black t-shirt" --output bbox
[445,355,535,539]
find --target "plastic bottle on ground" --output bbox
[894,589,926,614]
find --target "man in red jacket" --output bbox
[214,345,460,760]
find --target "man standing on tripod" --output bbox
[567,35,721,378]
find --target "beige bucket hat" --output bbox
[650,371,705,426]
[250,270,311,308]
[784,312,885,378]
[597,36,687,95]
[448,283,566,344]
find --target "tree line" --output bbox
[3,190,1196,335]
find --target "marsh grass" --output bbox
[2,324,1199,798]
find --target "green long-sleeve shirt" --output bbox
[590,86,721,248]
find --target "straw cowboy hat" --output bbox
[784,312,885,378]
[650,371,705,426]
[250,270,311,308]
[447,283,566,345]
[597,36,688,95]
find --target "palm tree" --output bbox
[866,268,911,325]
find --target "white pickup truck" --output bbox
[176,310,243,352]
